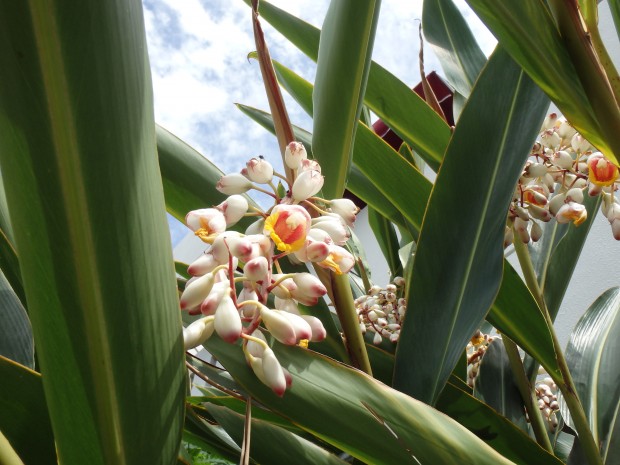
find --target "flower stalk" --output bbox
[513,238,602,465]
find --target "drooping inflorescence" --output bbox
[180,142,360,396]
[506,113,620,246]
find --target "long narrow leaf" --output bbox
[206,336,517,465]
[393,48,550,405]
[465,0,613,163]
[0,271,33,368]
[422,0,487,97]
[312,0,381,198]
[0,356,56,464]
[0,2,185,463]
[245,0,450,171]
[562,287,620,462]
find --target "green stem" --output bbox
[513,238,602,465]
[313,264,372,375]
[502,336,554,453]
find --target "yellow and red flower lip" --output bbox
[263,205,311,253]
[588,153,619,187]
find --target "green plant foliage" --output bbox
[312,0,381,199]
[0,272,33,368]
[562,287,620,464]
[0,2,185,463]
[393,48,549,405]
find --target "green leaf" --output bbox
[247,0,451,171]
[0,356,56,465]
[0,2,185,463]
[235,103,409,230]
[0,271,34,368]
[437,381,562,465]
[474,339,528,430]
[206,336,518,465]
[312,0,381,198]
[542,194,602,321]
[562,287,620,463]
[368,207,403,279]
[422,0,487,97]
[207,403,350,465]
[393,47,549,405]
[610,0,620,43]
[464,0,612,162]
[487,264,561,381]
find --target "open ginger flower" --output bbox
[263,205,311,253]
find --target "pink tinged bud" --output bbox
[217,195,249,226]
[311,217,350,245]
[531,222,543,242]
[227,236,254,262]
[246,330,267,357]
[513,217,530,243]
[183,318,215,350]
[280,312,312,340]
[587,153,619,187]
[260,307,298,345]
[307,228,333,244]
[185,208,227,235]
[542,113,558,131]
[291,170,324,202]
[188,253,218,276]
[611,219,620,240]
[284,141,308,170]
[291,272,327,298]
[373,331,383,345]
[552,151,574,170]
[565,187,584,204]
[528,204,552,222]
[214,295,242,343]
[210,231,243,263]
[201,281,231,315]
[571,134,591,153]
[300,315,327,342]
[330,198,359,226]
[606,203,620,222]
[317,245,356,275]
[217,173,254,195]
[263,205,312,253]
[244,157,274,184]
[180,272,215,311]
[556,202,587,225]
[244,256,270,281]
[245,234,274,257]
[270,275,297,299]
[304,240,331,262]
[239,286,259,318]
[262,348,287,396]
[548,193,567,216]
[298,159,321,173]
[541,130,561,149]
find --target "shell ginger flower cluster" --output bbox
[506,113,620,246]
[181,142,360,396]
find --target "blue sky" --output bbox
[141,0,496,244]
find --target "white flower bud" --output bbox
[330,198,359,226]
[217,195,248,226]
[185,208,227,235]
[210,231,243,263]
[187,253,218,277]
[531,221,543,242]
[239,286,259,318]
[541,113,558,131]
[373,332,383,345]
[244,256,269,282]
[611,219,620,240]
[180,272,215,311]
[274,296,300,314]
[548,193,566,216]
[242,157,274,184]
[606,202,620,222]
[552,150,574,169]
[291,169,324,202]
[183,318,215,350]
[260,307,298,345]
[294,238,330,263]
[216,173,254,195]
[262,348,288,396]
[528,163,548,178]
[246,329,267,357]
[285,141,307,170]
[298,159,321,173]
[565,187,584,204]
[245,218,265,235]
[541,130,561,149]
[571,134,591,153]
[300,315,327,342]
[214,295,242,343]
[200,281,231,315]
[311,218,350,245]
[514,217,530,243]
[291,273,327,298]
[528,204,552,222]
[557,121,577,140]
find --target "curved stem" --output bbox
[502,336,554,453]
[513,238,602,465]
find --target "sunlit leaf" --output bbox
[393,48,549,405]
